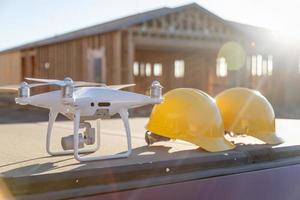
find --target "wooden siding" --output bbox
[134,49,213,93]
[19,31,127,86]
[0,51,22,84]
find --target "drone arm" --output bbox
[74,108,132,162]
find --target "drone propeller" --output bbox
[25,77,104,87]
[0,82,135,94]
[25,77,135,90]
[107,84,136,90]
[0,85,19,92]
[0,83,52,93]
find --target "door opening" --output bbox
[87,48,106,83]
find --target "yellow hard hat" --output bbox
[215,87,283,145]
[145,88,235,152]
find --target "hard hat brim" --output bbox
[253,133,284,145]
[192,137,235,152]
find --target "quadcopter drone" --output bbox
[3,77,163,162]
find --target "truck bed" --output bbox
[1,118,300,199]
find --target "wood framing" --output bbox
[0,3,299,117]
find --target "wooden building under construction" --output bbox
[1,3,300,117]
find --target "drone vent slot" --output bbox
[98,102,111,107]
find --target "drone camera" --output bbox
[61,122,96,150]
[96,109,110,119]
[82,122,96,145]
[61,133,84,150]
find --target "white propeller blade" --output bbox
[0,82,135,92]
[25,77,70,86]
[107,84,136,90]
[0,85,19,92]
[72,81,105,87]
[25,77,135,89]
[25,78,60,83]
[25,77,103,87]
[0,83,51,93]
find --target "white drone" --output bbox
[3,77,163,162]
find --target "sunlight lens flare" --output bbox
[218,41,246,71]
[0,180,13,200]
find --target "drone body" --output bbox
[17,86,161,119]
[13,77,163,162]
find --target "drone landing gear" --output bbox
[46,110,100,156]
[46,109,132,162]
[73,109,132,162]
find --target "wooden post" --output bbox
[122,30,134,86]
[112,31,122,84]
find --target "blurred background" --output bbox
[1,0,300,119]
